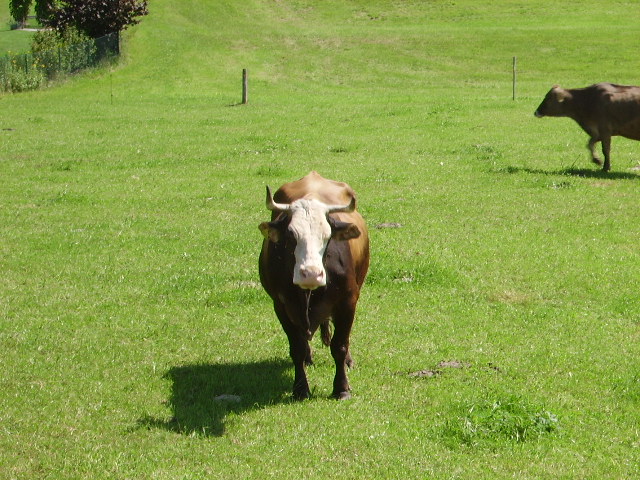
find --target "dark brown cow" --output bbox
[258,172,369,400]
[535,83,640,172]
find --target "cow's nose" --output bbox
[298,265,325,289]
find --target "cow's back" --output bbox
[591,83,640,138]
[273,171,356,206]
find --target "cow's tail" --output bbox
[320,321,332,347]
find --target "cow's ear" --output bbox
[259,221,281,243]
[329,219,361,241]
[552,86,568,102]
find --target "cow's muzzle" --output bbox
[295,265,326,290]
[534,110,544,118]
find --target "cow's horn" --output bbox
[265,186,291,211]
[327,196,356,214]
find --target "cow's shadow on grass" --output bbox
[560,167,640,180]
[137,359,292,437]
[499,165,640,180]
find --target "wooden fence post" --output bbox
[512,56,517,100]
[242,68,248,104]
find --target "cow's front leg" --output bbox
[601,135,612,172]
[274,301,311,400]
[587,137,602,166]
[291,342,311,400]
[290,328,312,400]
[330,303,356,400]
[287,328,311,400]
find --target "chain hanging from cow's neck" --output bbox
[303,289,312,340]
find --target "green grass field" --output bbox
[2,1,640,478]
[0,4,35,53]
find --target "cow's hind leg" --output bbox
[274,301,311,400]
[588,137,602,166]
[601,135,612,172]
[330,302,356,400]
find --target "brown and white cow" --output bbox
[535,83,640,172]
[258,172,369,400]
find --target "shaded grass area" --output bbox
[136,359,292,437]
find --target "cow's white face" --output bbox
[260,194,361,291]
[287,199,332,289]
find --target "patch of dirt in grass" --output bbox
[591,180,614,188]
[407,361,501,378]
[408,360,470,378]
[408,369,440,378]
[375,222,402,229]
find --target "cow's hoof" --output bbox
[592,157,602,166]
[293,390,310,401]
[293,384,311,401]
[333,391,351,400]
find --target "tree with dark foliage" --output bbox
[9,0,33,28]
[36,0,148,38]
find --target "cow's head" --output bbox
[534,85,571,117]
[259,187,361,290]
